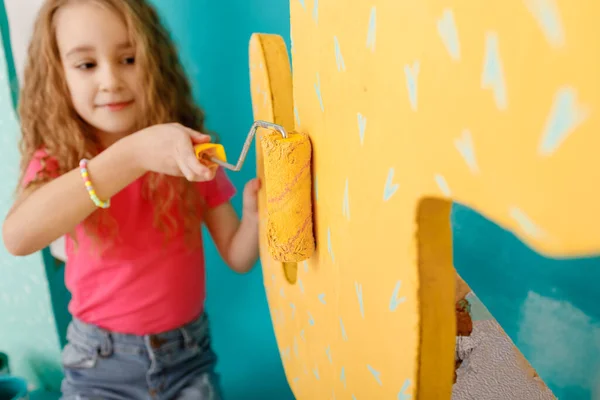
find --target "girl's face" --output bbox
[55,1,142,146]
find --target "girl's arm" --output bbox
[3,137,142,256]
[204,178,260,274]
[2,123,213,256]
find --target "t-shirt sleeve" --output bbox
[196,167,237,208]
[21,149,60,188]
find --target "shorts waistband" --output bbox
[67,313,209,357]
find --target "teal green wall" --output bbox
[43,250,70,350]
[0,1,63,392]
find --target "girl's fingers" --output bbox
[173,124,214,181]
[176,156,195,181]
[185,151,212,180]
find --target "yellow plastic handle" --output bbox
[194,143,227,163]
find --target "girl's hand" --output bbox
[242,178,261,219]
[131,123,215,181]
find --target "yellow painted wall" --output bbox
[249,0,600,398]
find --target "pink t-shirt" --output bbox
[23,149,236,335]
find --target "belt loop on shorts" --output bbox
[179,326,195,349]
[98,330,113,357]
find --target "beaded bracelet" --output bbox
[79,159,110,209]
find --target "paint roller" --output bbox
[195,120,315,263]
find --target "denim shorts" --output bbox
[60,313,223,400]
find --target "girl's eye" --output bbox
[122,57,135,65]
[76,62,96,70]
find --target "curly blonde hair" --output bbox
[18,0,212,245]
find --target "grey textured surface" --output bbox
[453,319,556,400]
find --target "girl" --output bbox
[2,0,260,399]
